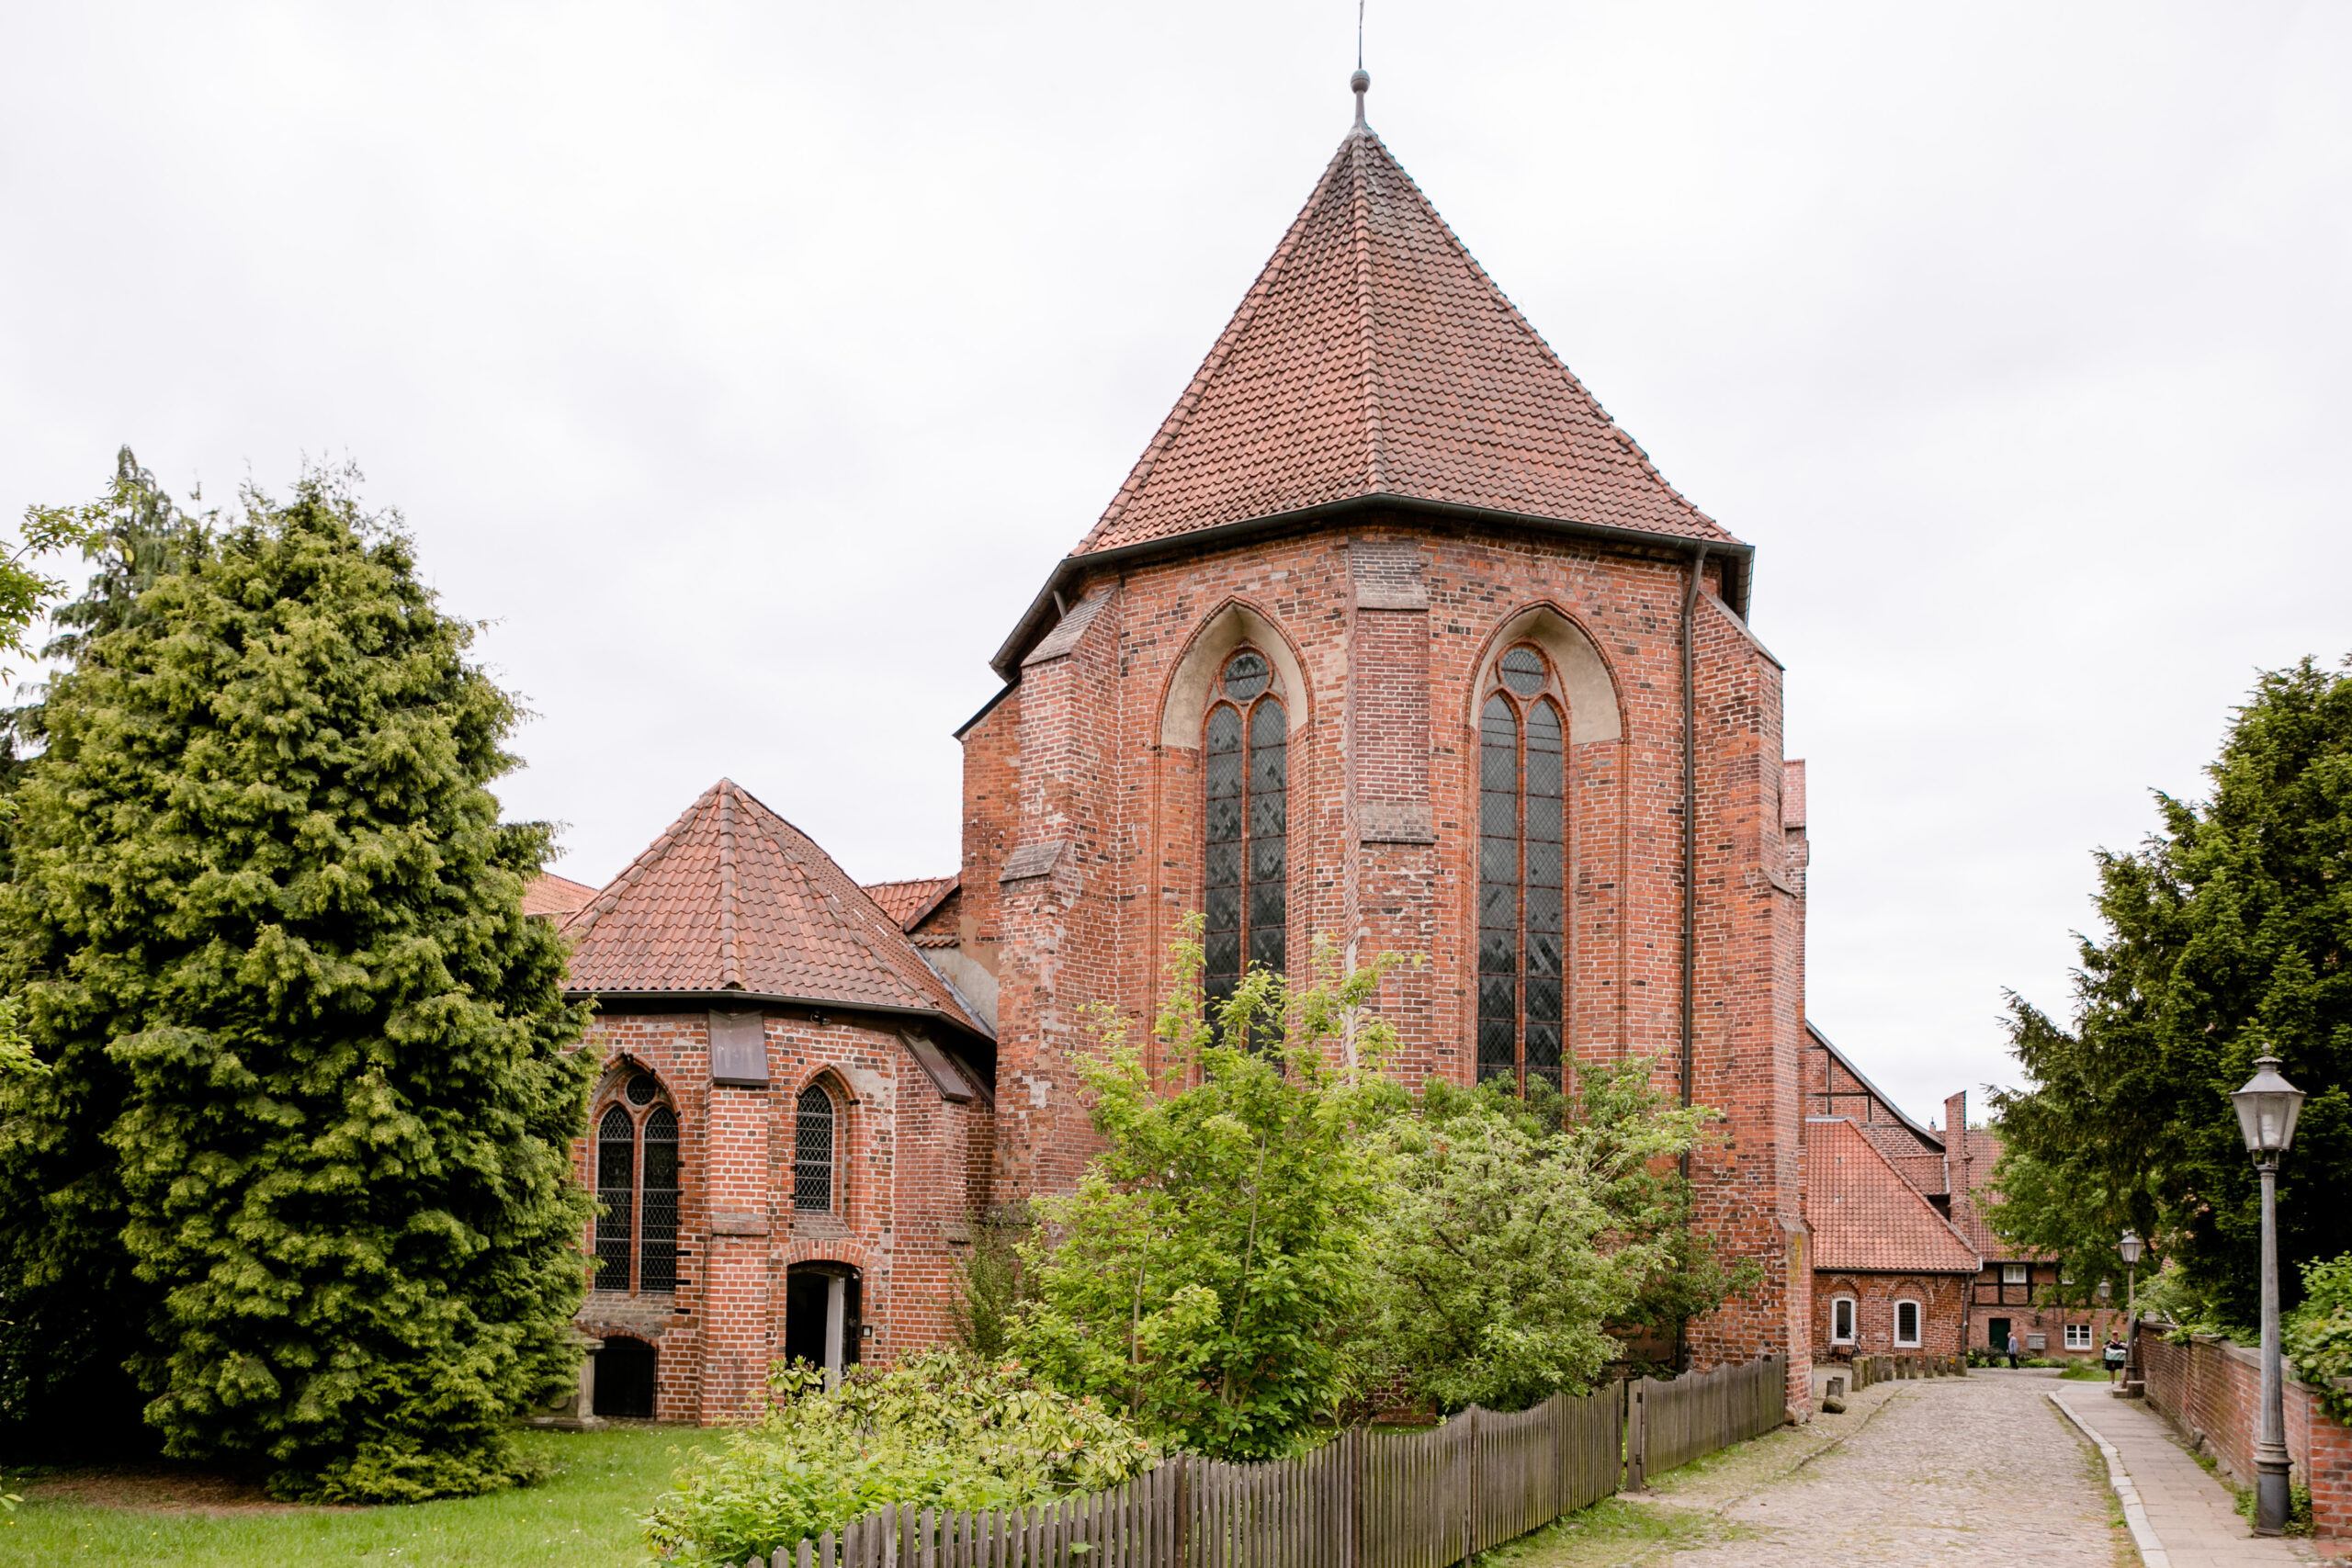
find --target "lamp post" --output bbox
[2232,1054,2307,1537]
[2118,1228,2144,1397]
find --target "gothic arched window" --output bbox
[1477,644,1566,1091]
[795,1083,836,1213]
[594,1072,682,1294]
[1204,648,1287,1030]
[640,1105,680,1292]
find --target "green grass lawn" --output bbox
[0,1425,716,1566]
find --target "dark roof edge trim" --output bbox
[570,988,995,1043]
[990,493,1754,677]
[952,679,1018,740]
[1806,1020,1942,1150]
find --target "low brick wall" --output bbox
[2139,1331,2352,1539]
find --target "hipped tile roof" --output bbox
[1076,125,1738,557]
[561,781,988,1038]
[1807,1118,1982,1275]
[524,872,599,918]
[862,875,958,931]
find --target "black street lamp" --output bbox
[2118,1228,2144,1397]
[2232,1054,2307,1537]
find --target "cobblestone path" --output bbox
[1655,1371,2127,1565]
[1495,1370,2147,1567]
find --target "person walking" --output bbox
[2104,1333,2129,1385]
[2007,1330,2023,1369]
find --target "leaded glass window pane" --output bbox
[1478,687,1570,1092]
[1478,695,1520,1082]
[1203,669,1286,1044]
[1222,649,1270,702]
[595,1104,634,1292]
[1500,645,1546,696]
[794,1085,835,1213]
[639,1105,680,1293]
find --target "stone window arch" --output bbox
[1158,601,1310,747]
[593,1067,680,1295]
[1203,645,1288,1032]
[1476,642,1566,1090]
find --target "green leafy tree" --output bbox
[1995,657,2352,1325]
[1013,926,1405,1461]
[0,463,594,1499]
[1984,1139,2154,1312]
[1363,1064,1749,1414]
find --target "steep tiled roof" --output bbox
[1807,1118,1981,1275]
[524,872,599,918]
[1076,124,1737,557]
[1949,1123,2018,1258]
[862,875,958,932]
[561,781,988,1038]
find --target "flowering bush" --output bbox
[643,1350,1155,1564]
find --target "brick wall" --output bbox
[1812,1271,1970,1359]
[965,514,1809,1404]
[570,1006,985,1424]
[2141,1332,2352,1539]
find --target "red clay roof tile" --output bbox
[1076,127,1739,557]
[862,874,958,931]
[561,782,988,1038]
[1807,1118,1982,1275]
[524,872,599,918]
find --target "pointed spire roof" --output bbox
[561,781,989,1037]
[1075,122,1737,557]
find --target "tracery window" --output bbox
[1478,645,1565,1090]
[594,1072,681,1294]
[1204,648,1287,1032]
[795,1083,836,1213]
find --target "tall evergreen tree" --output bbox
[1996,657,2352,1325]
[0,464,594,1499]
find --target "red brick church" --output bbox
[540,78,1831,1424]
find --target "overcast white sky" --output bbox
[4,3,2346,1122]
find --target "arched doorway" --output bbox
[594,1336,657,1419]
[784,1263,862,1385]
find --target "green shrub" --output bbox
[642,1351,1155,1565]
[2286,1253,2352,1425]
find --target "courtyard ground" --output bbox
[1480,1368,2320,1568]
[0,1424,715,1566]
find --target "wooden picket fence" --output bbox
[731,1355,1786,1568]
[1623,1353,1790,1483]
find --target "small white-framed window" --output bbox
[1894,1299,1922,1348]
[2001,1263,2029,1285]
[1831,1296,1856,1344]
[2065,1324,2094,1349]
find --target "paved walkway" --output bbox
[2051,1383,2312,1568]
[1512,1369,2322,1567]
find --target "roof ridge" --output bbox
[562,783,721,940]
[1351,132,1386,495]
[1078,136,1360,555]
[723,784,948,1013]
[717,780,743,990]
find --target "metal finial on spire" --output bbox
[1352,0,1370,130]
